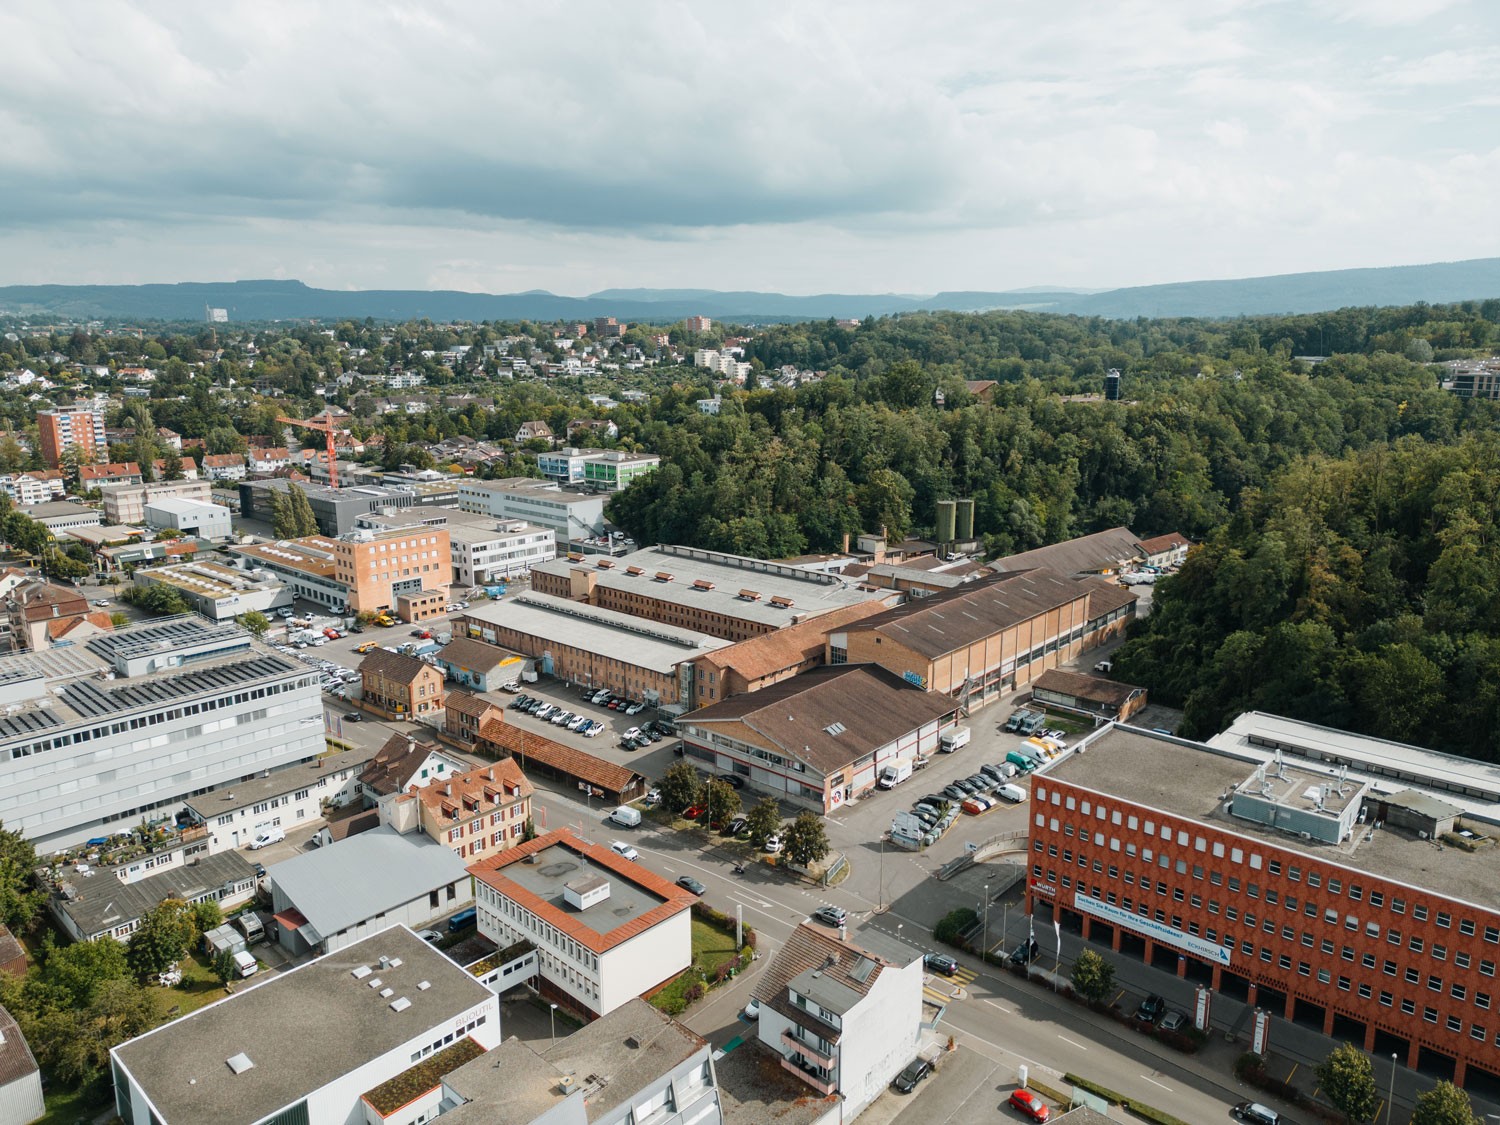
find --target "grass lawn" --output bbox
[145,951,230,1018]
[37,1081,112,1125]
[650,919,742,1014]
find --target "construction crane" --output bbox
[277,414,341,489]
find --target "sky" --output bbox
[2,0,1498,296]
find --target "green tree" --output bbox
[1410,1080,1479,1125]
[37,936,131,1008]
[0,821,46,932]
[211,948,239,986]
[237,611,271,638]
[744,797,781,847]
[160,449,184,480]
[704,779,741,826]
[658,762,701,813]
[269,487,297,538]
[124,583,191,617]
[192,899,223,935]
[1070,948,1116,1004]
[125,899,194,982]
[783,811,829,869]
[1316,1042,1378,1123]
[28,978,160,1087]
[44,548,90,580]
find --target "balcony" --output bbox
[781,1029,835,1069]
[779,1054,837,1096]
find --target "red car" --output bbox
[1008,1089,1050,1122]
[682,804,706,819]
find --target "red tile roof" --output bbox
[477,718,646,796]
[467,828,692,954]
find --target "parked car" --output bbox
[1159,1010,1187,1033]
[811,905,847,927]
[623,727,643,740]
[722,816,747,837]
[1134,994,1166,1024]
[942,784,969,802]
[644,788,662,806]
[625,701,645,715]
[763,834,784,854]
[551,710,575,726]
[583,721,604,737]
[417,929,443,944]
[1009,939,1040,966]
[682,804,706,819]
[676,876,706,897]
[1231,1103,1281,1125]
[621,737,644,751]
[343,712,362,722]
[720,775,745,790]
[740,997,760,1021]
[924,953,959,975]
[1008,1089,1050,1121]
[892,1057,934,1094]
[1094,659,1113,673]
[567,714,589,731]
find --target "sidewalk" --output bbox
[983,900,1500,1123]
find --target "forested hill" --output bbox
[2,256,1499,321]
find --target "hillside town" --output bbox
[0,308,1496,1125]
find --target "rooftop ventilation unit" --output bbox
[626,566,645,576]
[417,980,431,991]
[351,965,372,979]
[692,579,714,591]
[654,572,675,582]
[738,589,761,601]
[226,1053,255,1075]
[769,595,794,608]
[390,997,411,1012]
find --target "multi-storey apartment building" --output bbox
[98,478,213,525]
[1029,722,1500,1089]
[0,616,322,852]
[37,405,106,468]
[358,648,446,719]
[407,761,532,863]
[331,524,451,614]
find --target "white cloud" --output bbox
[0,0,1496,294]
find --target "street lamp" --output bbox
[550,1002,559,1046]
[982,883,990,962]
[878,834,886,912]
[1388,1053,1397,1124]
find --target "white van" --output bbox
[878,761,913,789]
[997,783,1027,803]
[232,950,257,978]
[610,806,642,828]
[249,825,285,850]
[939,727,971,753]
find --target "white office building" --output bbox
[447,519,555,585]
[457,478,608,545]
[111,926,501,1125]
[143,496,233,541]
[468,829,693,1018]
[0,617,324,852]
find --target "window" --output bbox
[1401,998,1416,1016]
[1414,905,1429,922]
[1437,911,1452,929]
[1460,918,1475,937]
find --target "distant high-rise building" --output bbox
[593,316,623,338]
[1104,368,1122,401]
[36,406,106,469]
[685,315,712,333]
[205,306,228,323]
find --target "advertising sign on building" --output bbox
[1071,891,1232,967]
[1194,986,1212,1032]
[1252,1008,1270,1056]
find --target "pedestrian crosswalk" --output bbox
[922,964,979,1006]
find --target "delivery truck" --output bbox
[939,727,971,753]
[877,760,913,789]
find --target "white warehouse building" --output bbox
[0,617,324,853]
[111,926,501,1125]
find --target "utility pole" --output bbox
[982,883,990,961]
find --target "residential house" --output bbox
[358,732,469,808]
[515,421,554,443]
[753,922,923,1116]
[182,745,372,851]
[4,580,113,652]
[247,447,293,474]
[469,829,693,1018]
[565,419,619,442]
[0,925,26,979]
[1138,531,1191,569]
[47,851,258,943]
[151,456,199,480]
[443,689,504,748]
[404,760,531,863]
[79,461,144,487]
[202,453,248,481]
[964,379,998,402]
[359,648,446,720]
[0,470,66,506]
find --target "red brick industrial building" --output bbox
[1027,726,1500,1091]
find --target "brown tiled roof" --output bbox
[846,568,1096,659]
[752,922,899,1037]
[358,647,432,685]
[684,665,956,775]
[477,718,646,795]
[1081,578,1138,617]
[80,461,141,481]
[1032,668,1142,709]
[0,925,25,973]
[326,809,380,842]
[436,636,517,674]
[359,732,457,796]
[0,1005,38,1085]
[694,601,890,685]
[414,760,531,819]
[992,526,1145,577]
[467,829,692,954]
[444,690,503,720]
[1138,532,1190,553]
[202,454,245,468]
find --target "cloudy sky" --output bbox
[2,1,1497,295]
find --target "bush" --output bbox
[934,907,978,947]
[684,983,705,1005]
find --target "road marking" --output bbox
[1056,1034,1088,1050]
[1141,1075,1170,1091]
[982,998,1016,1015]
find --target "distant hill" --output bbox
[2,258,1498,323]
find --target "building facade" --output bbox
[1029,725,1500,1090]
[331,525,452,615]
[457,478,609,543]
[447,519,555,585]
[411,761,532,863]
[359,648,446,719]
[0,617,324,852]
[469,829,693,1018]
[132,560,288,622]
[37,405,106,468]
[99,478,213,525]
[143,497,232,540]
